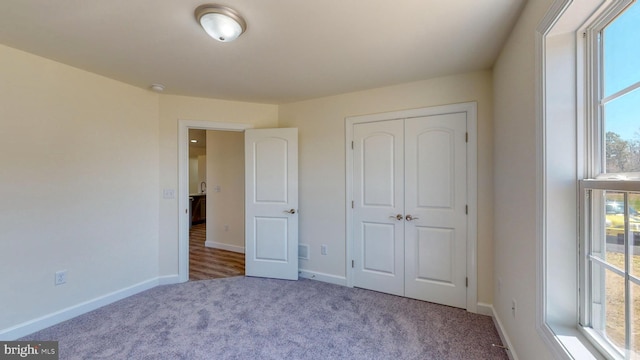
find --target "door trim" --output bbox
[345,102,478,312]
[178,120,253,283]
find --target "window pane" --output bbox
[604,89,640,173]
[591,261,626,347]
[603,1,640,97]
[606,268,626,350]
[632,281,640,358]
[632,193,640,279]
[606,192,628,264]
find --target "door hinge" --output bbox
[465,205,468,215]
[352,260,355,268]
[466,277,469,287]
[352,201,354,209]
[465,132,468,143]
[351,141,354,149]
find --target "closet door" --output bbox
[352,120,405,296]
[404,113,467,308]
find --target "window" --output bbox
[600,1,640,175]
[581,1,640,358]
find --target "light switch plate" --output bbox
[163,189,175,199]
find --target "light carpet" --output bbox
[20,277,508,359]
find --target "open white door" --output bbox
[245,128,298,280]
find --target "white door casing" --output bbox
[178,120,253,283]
[245,128,299,280]
[346,103,477,312]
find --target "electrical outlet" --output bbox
[511,298,517,317]
[224,225,229,232]
[497,278,502,294]
[321,244,328,255]
[55,270,67,286]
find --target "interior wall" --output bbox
[205,131,245,252]
[197,155,207,190]
[278,70,495,305]
[0,44,160,331]
[492,0,554,358]
[189,157,199,194]
[158,95,278,276]
[189,146,206,194]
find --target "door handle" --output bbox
[405,214,419,221]
[389,214,403,221]
[283,209,296,214]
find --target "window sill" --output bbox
[548,324,610,360]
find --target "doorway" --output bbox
[188,129,245,280]
[178,121,253,283]
[345,103,478,311]
[179,121,300,283]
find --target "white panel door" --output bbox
[245,128,298,280]
[404,113,467,308]
[353,120,405,296]
[350,112,468,309]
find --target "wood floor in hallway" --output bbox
[189,223,245,281]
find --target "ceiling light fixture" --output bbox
[150,84,165,92]
[195,4,246,42]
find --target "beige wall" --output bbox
[279,70,495,304]
[157,95,278,276]
[188,146,206,195]
[492,0,554,358]
[206,131,245,251]
[0,44,160,330]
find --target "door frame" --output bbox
[345,102,478,312]
[178,119,253,283]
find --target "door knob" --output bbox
[283,209,296,214]
[405,214,419,221]
[389,214,403,221]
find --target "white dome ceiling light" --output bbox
[150,83,165,92]
[195,4,246,43]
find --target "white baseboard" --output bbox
[204,241,245,254]
[476,302,494,316]
[298,269,347,286]
[491,305,518,360]
[0,276,174,340]
[158,274,182,285]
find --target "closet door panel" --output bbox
[404,113,467,308]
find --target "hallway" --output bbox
[189,223,245,280]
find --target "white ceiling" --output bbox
[0,0,525,104]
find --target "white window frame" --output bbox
[579,180,640,358]
[579,0,640,357]
[586,0,640,180]
[536,0,638,359]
